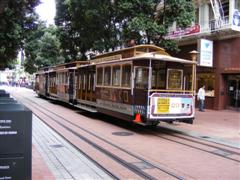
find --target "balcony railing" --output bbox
[204,16,231,32]
[165,16,239,40]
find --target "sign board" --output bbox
[150,93,193,119]
[91,54,122,64]
[164,24,200,39]
[232,9,240,31]
[198,39,213,67]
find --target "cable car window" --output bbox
[97,67,103,85]
[78,74,81,89]
[83,74,86,90]
[58,73,60,84]
[167,69,183,90]
[151,61,166,89]
[135,67,149,89]
[152,70,156,88]
[66,73,69,85]
[59,73,61,84]
[93,73,96,91]
[122,64,131,87]
[57,73,60,84]
[112,66,121,86]
[88,74,91,90]
[104,66,111,86]
[64,73,67,84]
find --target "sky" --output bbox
[35,0,56,25]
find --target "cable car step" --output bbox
[75,104,97,113]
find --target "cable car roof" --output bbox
[90,52,196,66]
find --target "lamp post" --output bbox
[189,50,199,62]
[189,50,199,94]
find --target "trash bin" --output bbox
[0,97,17,104]
[0,89,6,93]
[0,104,32,180]
[0,92,10,98]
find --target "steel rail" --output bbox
[15,93,185,180]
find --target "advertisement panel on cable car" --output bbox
[150,93,194,119]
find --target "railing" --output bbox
[209,16,230,30]
[201,16,231,32]
[149,89,194,94]
[165,16,234,40]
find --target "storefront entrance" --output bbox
[227,75,240,109]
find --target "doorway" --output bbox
[227,75,240,109]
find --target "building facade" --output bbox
[166,0,240,110]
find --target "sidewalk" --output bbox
[32,115,113,180]
[32,145,55,180]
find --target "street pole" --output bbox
[189,50,199,95]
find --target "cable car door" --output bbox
[133,66,149,113]
[69,70,74,103]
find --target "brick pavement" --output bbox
[32,109,239,179]
[32,115,113,180]
[2,86,240,179]
[161,109,240,148]
[32,145,55,180]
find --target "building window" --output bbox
[222,1,229,17]
[97,67,103,85]
[199,4,209,31]
[197,73,215,97]
[122,64,131,87]
[235,0,240,9]
[112,66,121,86]
[104,66,111,86]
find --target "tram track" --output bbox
[142,127,240,163]
[13,92,186,179]
[155,126,240,151]
[35,97,240,164]
[11,90,240,179]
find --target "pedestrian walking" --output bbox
[197,85,205,111]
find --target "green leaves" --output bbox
[24,24,64,74]
[55,0,195,59]
[0,0,195,70]
[0,0,40,69]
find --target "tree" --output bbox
[24,21,45,74]
[55,0,79,62]
[116,0,195,50]
[35,27,64,66]
[55,0,195,58]
[55,0,118,60]
[154,0,195,50]
[0,0,40,69]
[24,24,64,74]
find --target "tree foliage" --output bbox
[155,0,195,50]
[0,0,40,69]
[0,0,195,70]
[55,0,195,60]
[55,0,120,61]
[24,24,64,74]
